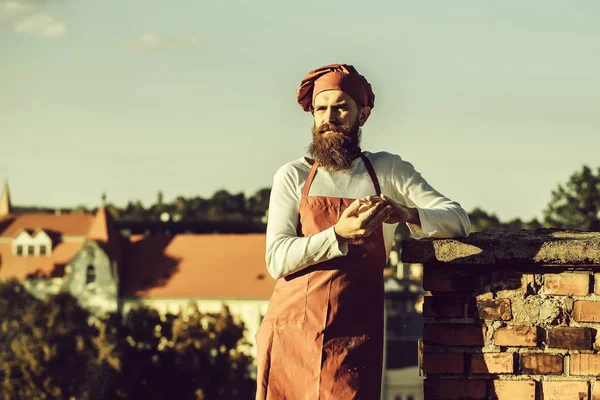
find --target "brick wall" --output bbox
[402,230,600,400]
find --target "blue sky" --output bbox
[2,0,599,221]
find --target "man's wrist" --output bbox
[408,207,421,226]
[333,224,348,243]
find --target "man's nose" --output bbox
[323,108,337,124]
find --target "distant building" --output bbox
[119,233,273,358]
[384,366,424,400]
[0,182,273,359]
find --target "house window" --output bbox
[16,245,23,256]
[27,245,35,256]
[86,265,96,285]
[39,245,47,256]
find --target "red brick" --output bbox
[594,273,600,296]
[491,380,535,400]
[423,296,465,318]
[423,267,489,293]
[494,326,537,347]
[424,379,487,399]
[547,327,592,350]
[519,353,564,375]
[471,353,514,374]
[571,354,600,376]
[423,323,487,346]
[545,273,590,296]
[542,381,589,400]
[422,353,465,374]
[573,301,600,322]
[468,298,512,321]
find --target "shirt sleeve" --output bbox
[389,155,471,239]
[265,164,348,279]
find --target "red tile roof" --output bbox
[120,234,275,300]
[0,210,275,301]
[0,212,96,279]
[87,208,122,266]
[0,242,84,279]
[0,214,94,238]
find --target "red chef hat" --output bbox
[296,64,375,112]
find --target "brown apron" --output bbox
[256,153,387,400]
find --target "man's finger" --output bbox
[359,195,383,207]
[344,199,361,216]
[356,202,384,223]
[364,207,391,231]
[359,203,389,226]
[367,208,390,227]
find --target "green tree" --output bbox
[98,303,255,399]
[247,188,271,218]
[207,190,247,220]
[468,207,542,232]
[468,207,503,232]
[0,281,256,399]
[123,200,148,219]
[0,279,99,400]
[544,165,600,231]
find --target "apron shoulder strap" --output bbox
[360,153,381,196]
[301,159,320,198]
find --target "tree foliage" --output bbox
[544,165,600,231]
[0,280,256,400]
[0,279,99,400]
[109,188,271,223]
[468,207,542,232]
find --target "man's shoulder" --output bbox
[364,150,404,166]
[364,150,416,174]
[274,157,310,180]
[364,150,398,161]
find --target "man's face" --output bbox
[312,90,361,132]
[308,90,369,172]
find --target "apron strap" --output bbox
[302,158,320,198]
[360,153,381,196]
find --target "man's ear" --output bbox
[358,107,372,126]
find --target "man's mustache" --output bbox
[315,122,352,135]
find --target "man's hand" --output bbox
[380,194,421,226]
[334,196,392,240]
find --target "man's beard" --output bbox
[308,118,362,172]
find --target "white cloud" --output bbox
[123,34,200,51]
[14,12,66,37]
[0,0,43,20]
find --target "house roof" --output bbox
[0,207,275,301]
[120,233,274,300]
[0,211,99,279]
[0,214,95,238]
[87,208,122,265]
[0,241,83,279]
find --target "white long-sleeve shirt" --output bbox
[265,151,471,279]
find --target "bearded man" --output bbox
[255,64,470,400]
